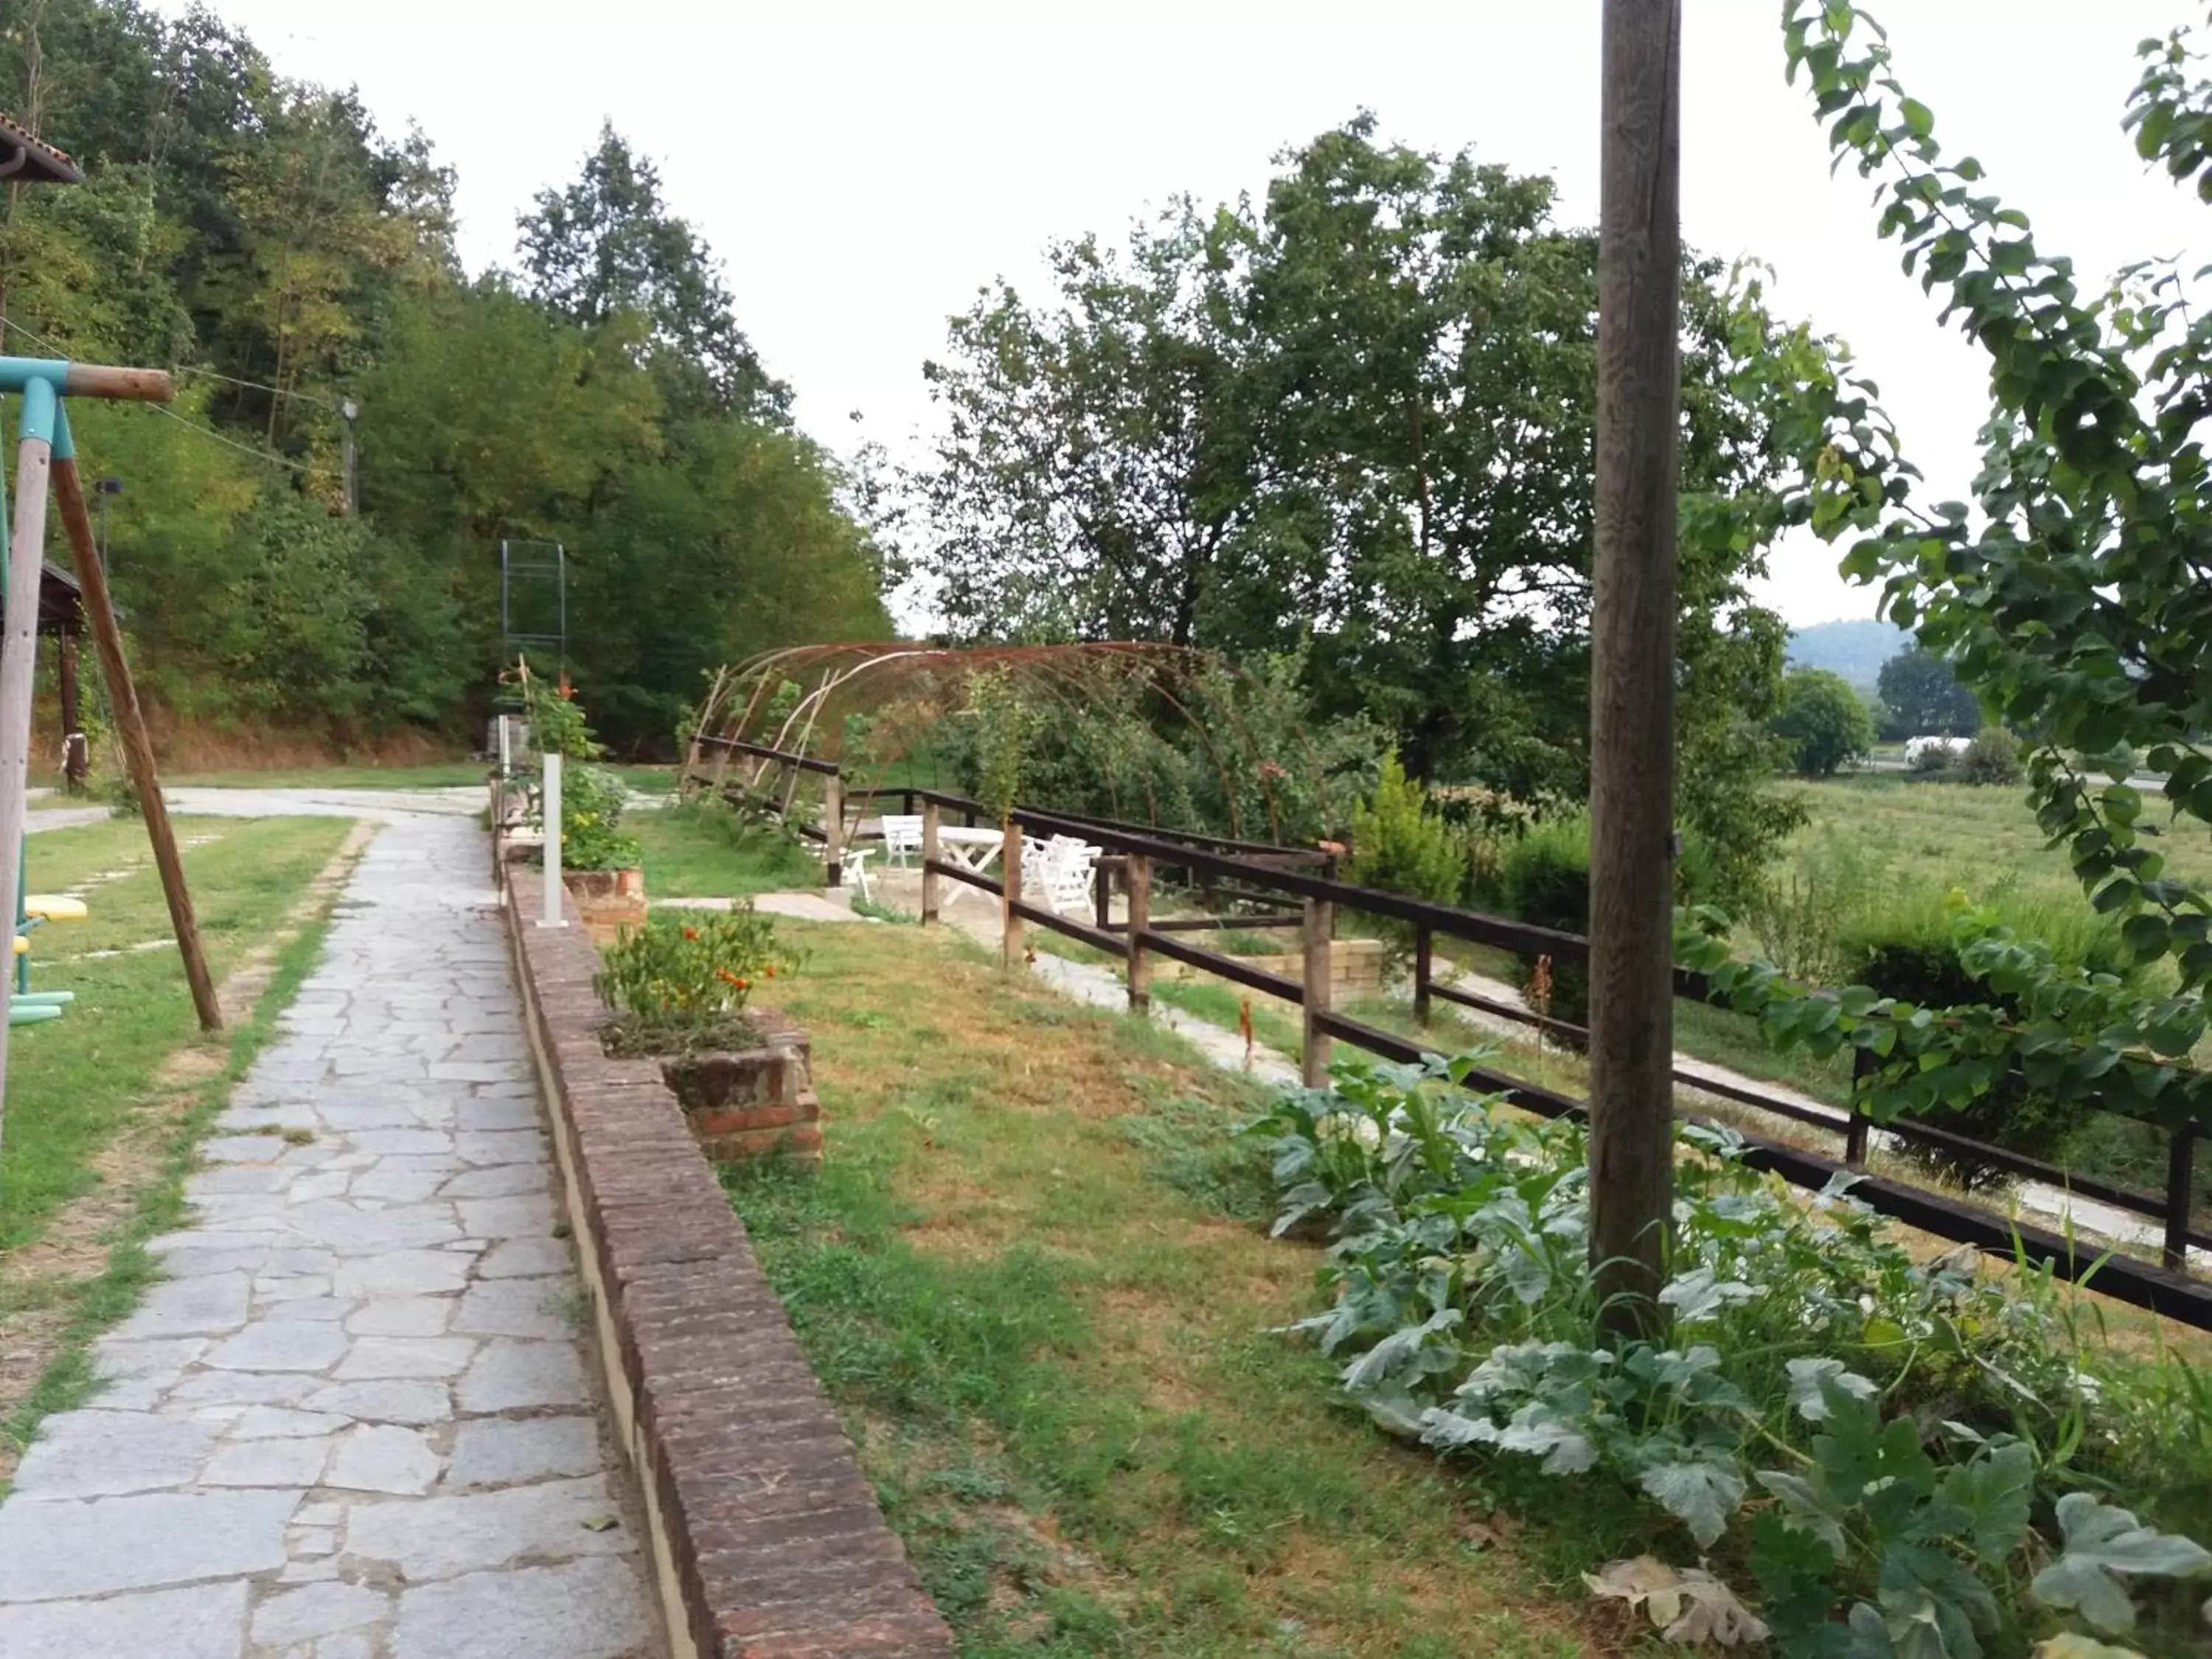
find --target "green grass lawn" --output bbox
[167,761,489,790]
[726,918,1594,1658]
[1,814,356,1251]
[630,800,821,899]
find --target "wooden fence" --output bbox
[678,740,2212,1329]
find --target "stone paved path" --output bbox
[0,810,659,1659]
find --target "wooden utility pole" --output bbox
[1589,0,1683,1340]
[53,453,221,1032]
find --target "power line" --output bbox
[173,364,348,414]
[0,319,328,479]
[147,401,323,476]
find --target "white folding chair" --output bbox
[880,814,925,866]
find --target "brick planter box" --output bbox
[655,1006,823,1166]
[565,866,648,943]
[500,863,953,1659]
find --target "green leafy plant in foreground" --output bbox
[1249,1054,2212,1655]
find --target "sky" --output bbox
[150,0,2211,629]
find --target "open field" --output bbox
[1781,771,2212,908]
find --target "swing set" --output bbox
[0,116,219,1180]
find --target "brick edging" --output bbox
[501,864,956,1659]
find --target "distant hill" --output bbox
[1786,619,1909,690]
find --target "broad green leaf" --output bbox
[1932,1442,2034,1557]
[1787,1356,1879,1422]
[1640,1457,1747,1548]
[2031,1492,2212,1633]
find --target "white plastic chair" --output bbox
[880,814,925,866]
[1023,835,1099,917]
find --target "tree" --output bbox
[1770,669,1874,777]
[1672,6,2212,1150]
[518,123,789,428]
[919,116,1843,832]
[1874,644,1978,737]
[1,7,888,754]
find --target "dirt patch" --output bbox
[0,819,375,1465]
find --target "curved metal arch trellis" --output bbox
[686,641,1338,845]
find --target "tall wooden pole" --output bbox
[0,377,58,1175]
[52,448,221,1032]
[1589,0,1682,1340]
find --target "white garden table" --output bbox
[935,825,1004,874]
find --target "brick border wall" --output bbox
[501,864,955,1659]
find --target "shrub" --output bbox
[1907,740,1953,773]
[556,765,642,872]
[594,905,800,1052]
[1958,726,2024,785]
[1346,751,1467,911]
[1836,891,2135,1187]
[1770,669,1875,777]
[1742,833,1878,984]
[1494,815,1590,1029]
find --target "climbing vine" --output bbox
[1686,6,2212,1138]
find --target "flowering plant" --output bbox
[594,906,799,1039]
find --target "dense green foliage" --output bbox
[1773,669,1877,778]
[917,116,1820,876]
[1252,1056,2212,1655]
[1875,646,1980,739]
[1669,4,2212,1145]
[1834,894,2134,1186]
[1,4,888,751]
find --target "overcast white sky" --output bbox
[149,0,2208,628]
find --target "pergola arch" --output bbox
[687,641,1334,844]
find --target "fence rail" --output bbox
[683,741,2212,1326]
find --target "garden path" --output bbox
[0,807,659,1659]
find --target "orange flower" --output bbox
[764,965,777,979]
[682,926,699,942]
[735,978,750,992]
[714,967,741,986]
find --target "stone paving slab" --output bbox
[0,811,658,1659]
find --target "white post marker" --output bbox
[540,750,565,928]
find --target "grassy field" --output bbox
[630,801,820,898]
[164,761,489,790]
[728,917,1595,1658]
[1780,772,2212,910]
[1,815,355,1250]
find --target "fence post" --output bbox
[1094,858,1113,933]
[1301,894,1333,1088]
[2165,1130,2196,1273]
[1413,924,1433,1027]
[904,787,916,815]
[921,799,941,927]
[822,771,844,888]
[1126,853,1151,1015]
[540,752,566,929]
[1845,1045,1873,1167]
[1001,818,1024,967]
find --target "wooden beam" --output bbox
[52,456,220,1032]
[1589,0,1683,1340]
